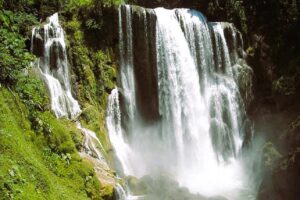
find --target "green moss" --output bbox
[15,70,50,111]
[272,76,296,96]
[0,88,102,200]
[1,2,119,199]
[79,104,112,155]
[0,10,36,85]
[62,15,116,158]
[262,142,282,171]
[65,0,93,12]
[100,184,115,200]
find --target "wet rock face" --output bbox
[49,40,64,71]
[32,28,44,57]
[257,116,300,200]
[32,23,66,72]
[131,7,160,122]
[285,116,300,150]
[258,148,300,200]
[247,34,275,95]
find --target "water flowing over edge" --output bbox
[106,5,255,200]
[31,12,116,189]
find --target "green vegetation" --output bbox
[0,10,36,85]
[0,0,121,199]
[0,87,102,200]
[60,2,119,154]
[0,0,299,199]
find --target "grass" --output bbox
[0,88,103,200]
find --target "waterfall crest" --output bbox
[107,5,254,199]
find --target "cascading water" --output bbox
[31,13,114,186]
[31,13,81,119]
[107,5,255,200]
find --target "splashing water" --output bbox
[107,5,255,200]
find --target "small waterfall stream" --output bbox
[31,13,114,187]
[31,13,81,119]
[107,5,255,200]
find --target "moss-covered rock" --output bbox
[125,176,148,195]
[261,142,282,171]
[284,116,300,150]
[100,184,115,200]
[258,148,300,200]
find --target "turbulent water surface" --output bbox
[107,5,255,200]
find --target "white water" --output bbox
[107,6,254,200]
[31,13,113,185]
[106,88,133,175]
[32,13,81,118]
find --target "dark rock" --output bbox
[130,6,161,122]
[223,24,235,59]
[258,148,300,200]
[283,116,300,151]
[247,34,275,95]
[49,40,65,71]
[257,115,300,200]
[32,28,45,57]
[242,118,253,148]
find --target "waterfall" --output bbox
[106,87,134,175]
[107,5,254,199]
[31,13,115,188]
[32,13,81,119]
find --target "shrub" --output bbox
[16,73,50,111]
[0,10,37,85]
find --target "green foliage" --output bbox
[2,0,36,12]
[64,15,116,154]
[16,72,50,111]
[0,28,34,85]
[262,142,282,171]
[0,10,37,85]
[246,46,255,57]
[64,16,116,105]
[100,184,115,200]
[272,76,297,96]
[225,0,248,34]
[100,0,124,7]
[39,112,77,154]
[0,88,102,200]
[0,10,37,34]
[0,1,118,199]
[65,0,93,13]
[85,175,102,200]
[92,50,117,96]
